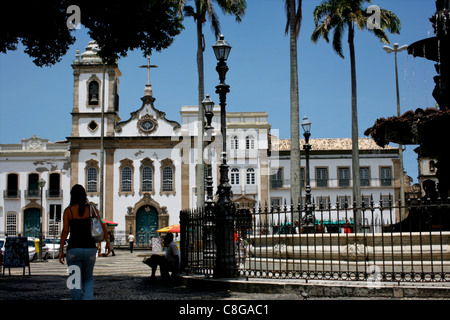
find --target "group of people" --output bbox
[59,184,179,300]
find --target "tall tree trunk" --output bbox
[348,22,361,232]
[288,0,301,218]
[196,18,205,208]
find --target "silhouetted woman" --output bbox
[59,184,111,300]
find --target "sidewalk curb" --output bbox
[181,275,450,299]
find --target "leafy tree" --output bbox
[177,0,246,208]
[0,0,184,66]
[311,0,400,231]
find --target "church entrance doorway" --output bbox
[136,205,158,245]
[24,208,40,238]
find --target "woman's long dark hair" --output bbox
[70,184,88,217]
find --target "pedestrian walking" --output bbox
[128,232,135,253]
[59,184,111,300]
[109,231,116,256]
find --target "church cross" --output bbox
[139,56,158,85]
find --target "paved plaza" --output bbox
[0,249,301,301]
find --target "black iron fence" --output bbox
[180,197,450,283]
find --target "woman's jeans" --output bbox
[66,248,97,300]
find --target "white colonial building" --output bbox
[0,41,403,243]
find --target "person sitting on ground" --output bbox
[143,233,179,282]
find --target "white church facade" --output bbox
[0,41,403,244]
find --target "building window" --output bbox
[49,204,62,236]
[380,167,392,186]
[246,168,256,185]
[231,136,239,150]
[48,172,61,198]
[271,198,282,209]
[88,81,99,105]
[381,194,392,208]
[338,196,351,209]
[142,166,153,192]
[86,167,98,193]
[316,196,328,209]
[316,168,328,188]
[6,213,17,236]
[429,160,436,172]
[360,167,370,186]
[270,168,283,188]
[246,135,255,150]
[160,158,175,195]
[27,173,39,198]
[121,166,133,192]
[6,173,19,198]
[162,166,173,191]
[338,168,350,187]
[230,168,240,185]
[88,120,99,132]
[119,159,134,195]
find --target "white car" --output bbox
[0,237,49,261]
[44,238,67,258]
[27,237,49,261]
[0,238,5,256]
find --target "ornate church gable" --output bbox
[114,57,180,138]
[115,93,180,138]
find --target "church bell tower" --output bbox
[70,40,121,138]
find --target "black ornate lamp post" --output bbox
[301,117,315,233]
[38,178,46,261]
[202,94,216,270]
[212,35,236,278]
[203,94,215,208]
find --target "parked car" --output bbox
[0,238,5,256]
[44,238,67,258]
[27,237,49,261]
[0,237,49,261]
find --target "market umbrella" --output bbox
[102,219,118,226]
[157,224,180,233]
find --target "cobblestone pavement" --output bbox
[0,249,301,301]
[2,249,449,304]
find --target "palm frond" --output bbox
[183,5,196,18]
[332,21,345,58]
[284,0,302,39]
[209,8,221,39]
[379,9,401,34]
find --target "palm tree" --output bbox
[284,0,302,218]
[311,0,400,231]
[177,0,246,208]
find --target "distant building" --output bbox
[0,41,403,241]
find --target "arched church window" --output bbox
[162,166,173,192]
[88,81,99,105]
[142,166,153,192]
[86,167,98,193]
[121,166,132,192]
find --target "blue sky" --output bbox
[0,0,439,183]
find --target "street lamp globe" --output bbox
[212,35,232,61]
[38,178,46,189]
[301,116,311,134]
